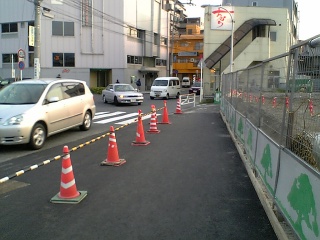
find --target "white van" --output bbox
[181,77,191,88]
[150,77,181,99]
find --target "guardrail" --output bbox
[179,93,196,108]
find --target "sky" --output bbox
[184,0,319,40]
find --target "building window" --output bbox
[52,21,74,36]
[252,2,258,6]
[82,0,93,27]
[194,42,204,50]
[154,33,159,45]
[64,22,75,36]
[2,54,18,63]
[180,42,189,47]
[156,58,166,66]
[137,29,144,39]
[127,55,142,64]
[160,36,167,45]
[53,53,75,67]
[187,29,192,35]
[270,32,277,42]
[127,26,138,37]
[1,23,18,33]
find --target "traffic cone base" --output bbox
[50,190,87,204]
[101,159,126,166]
[158,121,171,124]
[132,140,150,146]
[147,129,160,133]
[147,129,160,134]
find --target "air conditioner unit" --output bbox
[165,4,172,11]
[190,58,195,62]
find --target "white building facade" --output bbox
[0,0,175,90]
[201,2,299,95]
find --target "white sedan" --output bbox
[102,83,144,105]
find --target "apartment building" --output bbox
[172,17,203,81]
[0,0,182,91]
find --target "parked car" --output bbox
[0,79,96,149]
[0,78,16,90]
[189,81,201,95]
[150,77,181,99]
[181,77,191,88]
[102,83,143,105]
[0,78,32,90]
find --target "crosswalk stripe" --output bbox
[95,112,138,124]
[93,111,125,120]
[95,112,110,115]
[116,114,151,125]
[93,111,162,125]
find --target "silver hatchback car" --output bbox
[102,83,144,105]
[0,79,96,149]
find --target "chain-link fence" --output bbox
[222,35,320,171]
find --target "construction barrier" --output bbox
[179,93,196,109]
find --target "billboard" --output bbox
[210,6,234,31]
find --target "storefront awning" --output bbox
[139,67,160,73]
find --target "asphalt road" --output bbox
[0,93,187,163]
[0,102,278,240]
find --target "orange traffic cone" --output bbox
[158,100,171,124]
[174,99,182,114]
[51,146,87,204]
[101,126,126,166]
[132,110,150,146]
[147,111,160,134]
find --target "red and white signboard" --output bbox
[210,6,234,31]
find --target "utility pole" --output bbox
[170,0,177,77]
[34,0,42,79]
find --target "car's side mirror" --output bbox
[48,96,59,103]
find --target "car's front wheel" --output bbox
[80,111,92,131]
[103,95,107,103]
[114,97,119,106]
[29,123,46,150]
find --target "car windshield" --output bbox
[114,84,134,92]
[0,83,47,104]
[153,80,168,86]
[192,82,201,87]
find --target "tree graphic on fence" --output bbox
[260,144,273,180]
[287,174,319,240]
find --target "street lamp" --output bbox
[202,5,234,73]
